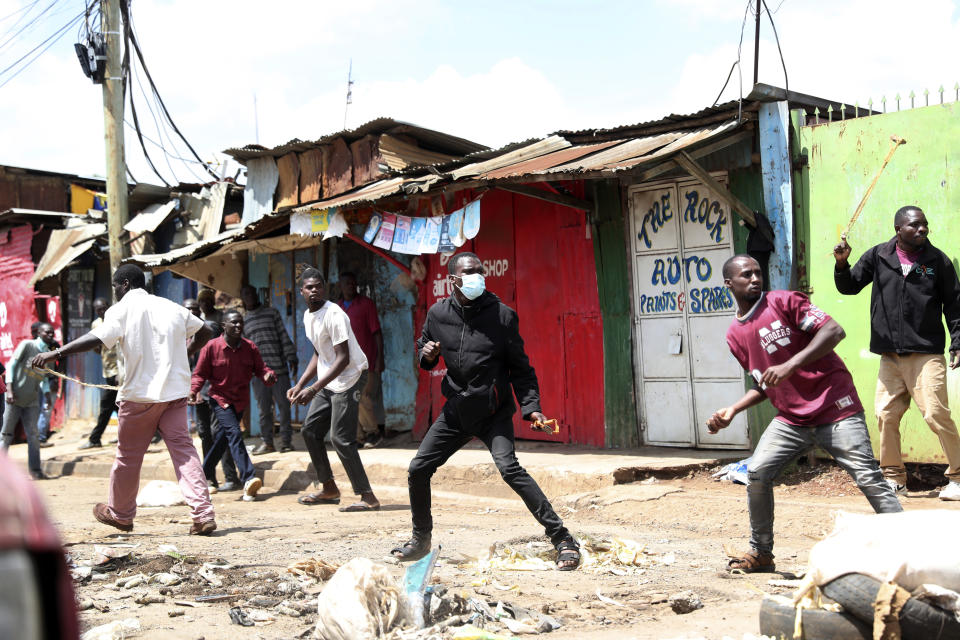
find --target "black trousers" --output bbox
[88,376,118,444]
[408,407,570,545]
[196,399,239,485]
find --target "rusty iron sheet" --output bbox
[30,223,106,285]
[449,136,571,181]
[480,140,624,180]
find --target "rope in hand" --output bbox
[34,367,120,391]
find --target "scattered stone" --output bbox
[77,598,95,611]
[245,595,280,608]
[134,593,165,605]
[168,609,184,618]
[668,591,703,614]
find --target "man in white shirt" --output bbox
[32,265,217,535]
[288,268,380,512]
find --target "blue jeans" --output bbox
[37,394,51,441]
[747,412,902,555]
[202,400,255,484]
[1,403,41,475]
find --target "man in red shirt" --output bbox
[707,255,902,573]
[337,272,386,447]
[190,310,276,503]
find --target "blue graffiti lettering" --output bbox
[683,190,727,244]
[639,291,678,313]
[682,255,713,283]
[651,256,683,285]
[637,193,673,249]
[689,287,735,314]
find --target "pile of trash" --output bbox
[470,536,669,576]
[312,551,563,640]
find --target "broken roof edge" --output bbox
[223,117,489,164]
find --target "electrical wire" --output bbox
[0,8,83,89]
[761,0,788,93]
[0,0,73,54]
[121,0,217,181]
[712,0,753,109]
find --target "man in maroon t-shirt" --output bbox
[707,255,901,573]
[337,272,386,447]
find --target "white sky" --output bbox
[0,0,957,186]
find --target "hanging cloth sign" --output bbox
[373,213,396,249]
[402,217,428,255]
[463,199,481,239]
[322,209,348,240]
[392,215,420,254]
[437,215,456,253]
[290,208,334,235]
[363,212,382,244]
[419,216,442,254]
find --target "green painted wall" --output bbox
[591,180,640,448]
[798,102,960,463]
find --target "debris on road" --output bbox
[668,591,703,614]
[136,480,186,507]
[315,557,407,640]
[79,617,141,640]
[287,557,339,582]
[228,606,254,626]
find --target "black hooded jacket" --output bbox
[835,237,960,355]
[417,291,540,431]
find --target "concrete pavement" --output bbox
[10,419,740,499]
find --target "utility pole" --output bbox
[101,0,128,277]
[752,0,761,86]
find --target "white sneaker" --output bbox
[939,481,960,501]
[885,479,907,496]
[243,477,262,502]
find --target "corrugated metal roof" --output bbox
[125,227,243,268]
[223,118,487,164]
[292,175,441,213]
[0,225,35,280]
[123,200,179,234]
[449,136,571,181]
[30,223,106,284]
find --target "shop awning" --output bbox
[30,222,107,285]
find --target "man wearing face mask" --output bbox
[392,252,580,571]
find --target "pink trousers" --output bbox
[106,398,214,524]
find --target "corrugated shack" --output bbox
[131,86,855,450]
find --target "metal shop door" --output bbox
[628,177,749,449]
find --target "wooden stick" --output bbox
[841,135,906,240]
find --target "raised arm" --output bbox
[834,240,875,295]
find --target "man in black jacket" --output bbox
[392,252,580,569]
[834,205,960,500]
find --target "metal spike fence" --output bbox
[802,83,960,126]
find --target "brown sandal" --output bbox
[727,550,775,573]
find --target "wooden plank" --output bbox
[298,149,323,203]
[673,152,757,227]
[758,101,793,290]
[495,184,593,212]
[321,138,353,198]
[275,152,300,209]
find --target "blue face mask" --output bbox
[455,273,486,300]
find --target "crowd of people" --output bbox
[7,205,960,573]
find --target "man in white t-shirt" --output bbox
[32,265,217,535]
[288,268,380,512]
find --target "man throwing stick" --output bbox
[31,265,217,535]
[834,206,960,499]
[391,252,580,570]
[708,255,901,573]
[288,268,381,512]
[189,310,276,502]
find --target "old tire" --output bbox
[822,573,960,640]
[759,597,871,640]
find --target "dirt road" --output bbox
[40,467,952,639]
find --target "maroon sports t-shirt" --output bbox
[726,290,863,426]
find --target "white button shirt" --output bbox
[90,288,204,403]
[304,301,368,393]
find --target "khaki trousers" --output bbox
[357,369,385,438]
[875,353,960,483]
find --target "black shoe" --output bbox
[218,481,241,492]
[31,471,48,480]
[38,441,54,448]
[391,535,432,561]
[279,443,294,453]
[252,443,275,456]
[78,440,102,450]
[151,434,162,444]
[363,433,383,449]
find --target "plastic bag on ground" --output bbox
[315,557,408,640]
[795,510,960,603]
[136,480,185,507]
[711,457,751,485]
[80,618,141,640]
